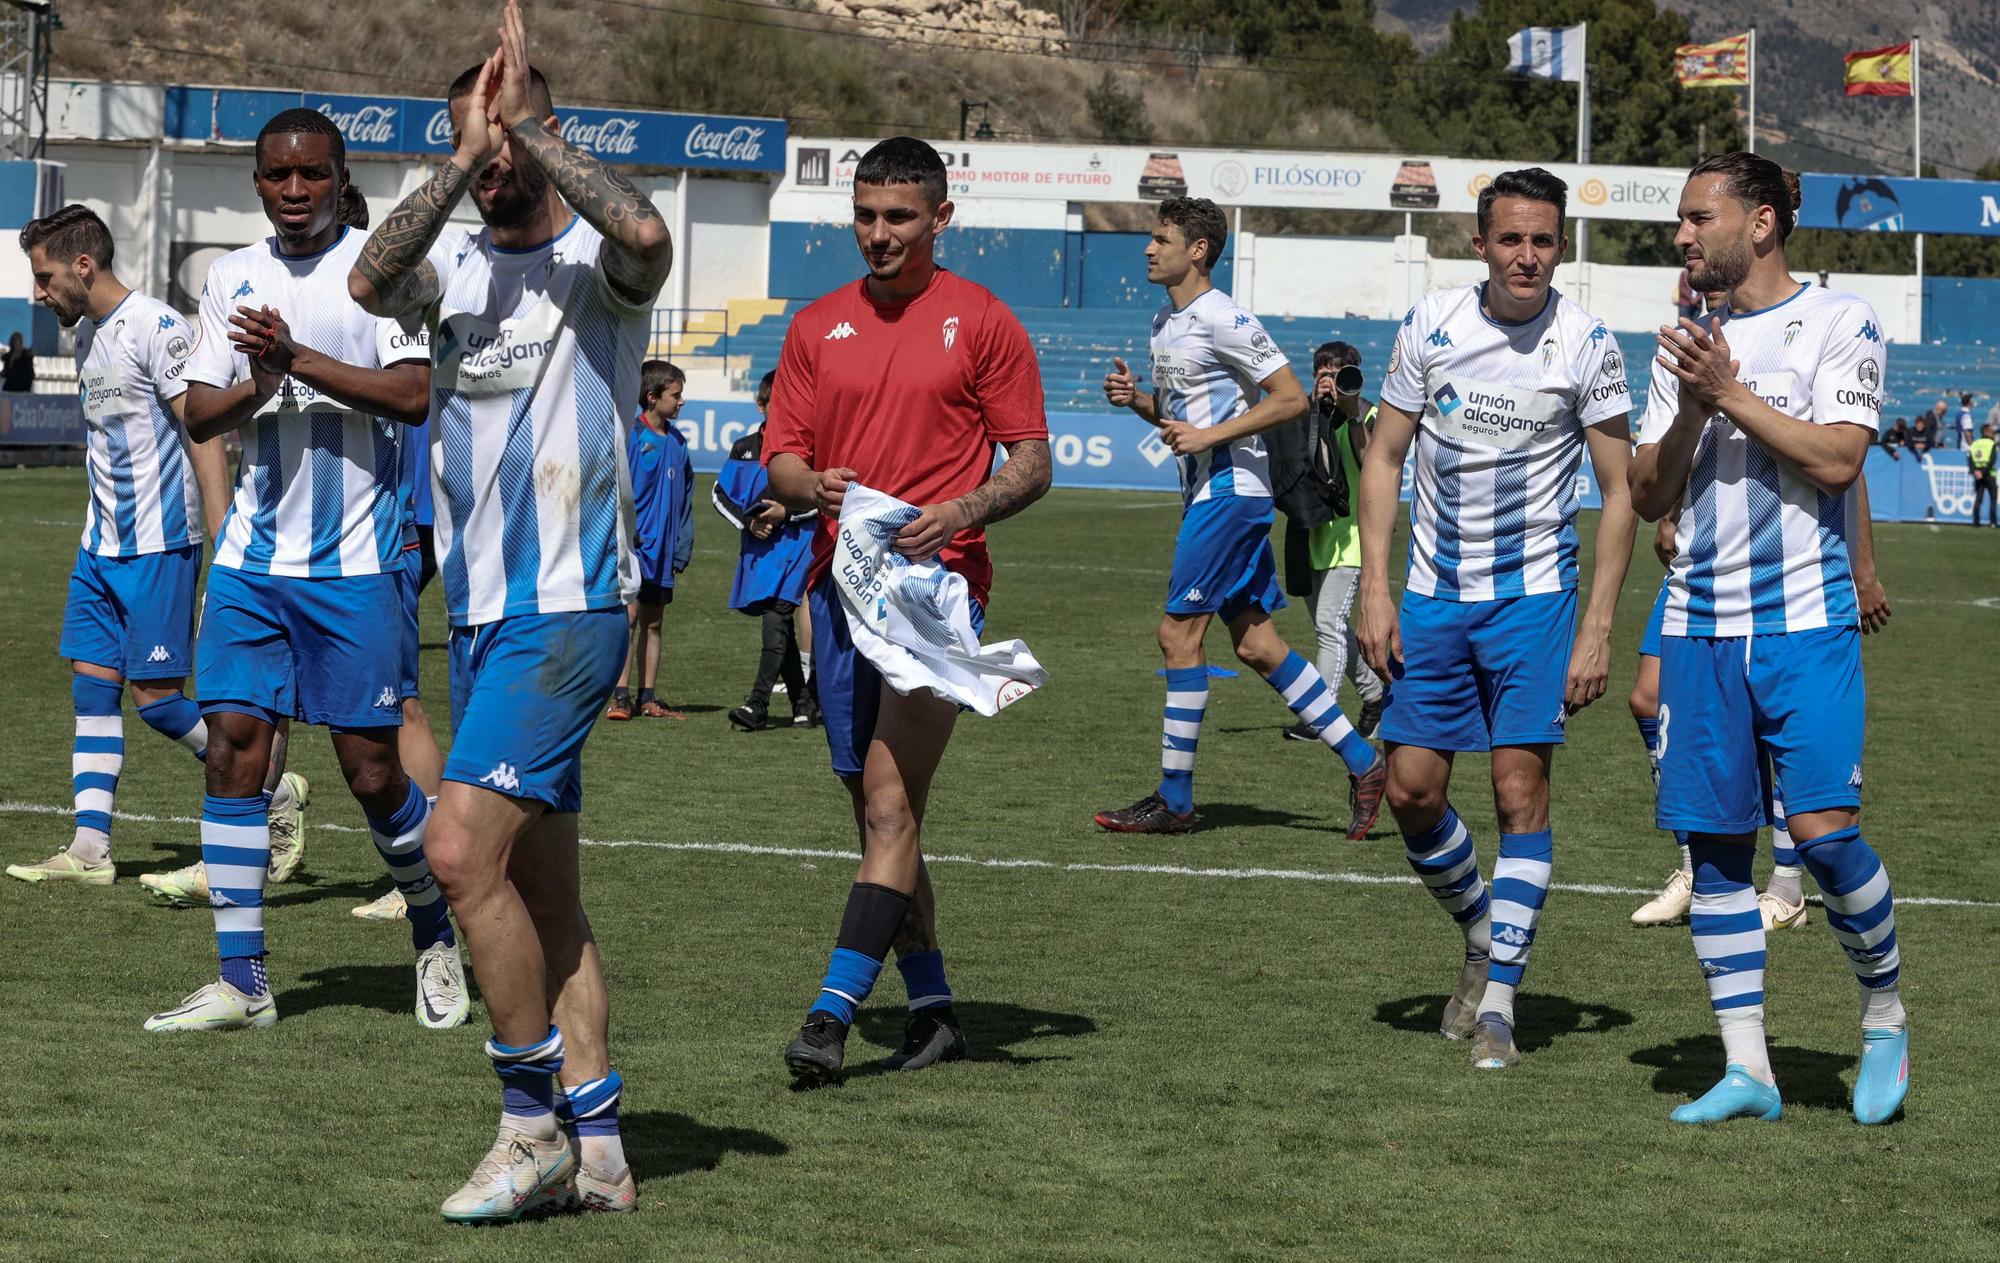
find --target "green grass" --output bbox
[2,466,1996,1261]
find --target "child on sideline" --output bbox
[609,360,694,720]
[715,370,819,730]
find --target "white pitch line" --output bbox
[3,799,1995,910]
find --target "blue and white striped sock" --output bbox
[203,794,271,995]
[1402,807,1491,956]
[558,1069,628,1174]
[1798,825,1906,1031]
[137,693,207,761]
[1765,795,1804,904]
[1689,837,1771,1080]
[1635,713,1661,786]
[896,948,954,1012]
[1265,651,1377,776]
[365,779,453,952]
[69,675,124,866]
[488,1026,565,1136]
[1481,829,1553,1025]
[1157,665,1207,815]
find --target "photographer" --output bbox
[1268,340,1386,741]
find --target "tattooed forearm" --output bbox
[351,160,470,315]
[507,118,673,302]
[954,439,1052,530]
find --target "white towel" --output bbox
[833,482,1047,716]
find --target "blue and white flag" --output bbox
[834,482,1046,717]
[1506,24,1586,82]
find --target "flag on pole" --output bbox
[1506,25,1585,82]
[1845,43,1914,96]
[1675,33,1751,87]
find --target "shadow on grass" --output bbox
[1630,1034,1857,1113]
[791,1000,1099,1090]
[622,1109,788,1184]
[1374,992,1635,1054]
[278,962,419,1019]
[1194,802,1337,833]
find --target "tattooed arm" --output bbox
[347,159,470,318]
[889,439,1053,562]
[493,2,671,306]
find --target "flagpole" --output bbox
[1576,23,1590,267]
[1914,36,1924,306]
[1746,25,1757,151]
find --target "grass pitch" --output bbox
[1,466,1996,1261]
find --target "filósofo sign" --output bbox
[168,87,784,173]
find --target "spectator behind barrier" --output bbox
[1911,413,1937,454]
[1881,418,1910,460]
[1,330,32,392]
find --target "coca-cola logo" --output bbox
[684,122,765,164]
[561,115,643,156]
[316,101,397,146]
[424,107,453,148]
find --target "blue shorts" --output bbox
[1656,626,1864,834]
[398,545,423,699]
[60,545,201,679]
[1165,496,1285,622]
[197,567,406,730]
[809,574,983,779]
[1379,589,1577,752]
[444,608,627,812]
[1639,584,1668,659]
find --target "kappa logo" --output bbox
[824,322,858,340]
[942,315,959,351]
[1493,925,1529,947]
[1589,324,1609,345]
[1432,383,1462,417]
[1182,586,1204,604]
[1701,960,1733,977]
[1426,328,1454,349]
[1233,313,1251,328]
[231,280,254,300]
[1856,321,1881,343]
[480,762,521,793]
[146,644,172,664]
[1849,764,1864,789]
[209,891,240,909]
[157,315,177,331]
[374,687,398,709]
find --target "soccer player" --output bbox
[761,136,1051,1083]
[1094,198,1385,838]
[1632,152,1909,1126]
[1356,168,1638,1069]
[4,206,227,887]
[607,359,694,721]
[142,108,466,1036]
[348,2,672,1218]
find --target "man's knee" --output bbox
[424,813,489,898]
[1385,757,1447,821]
[861,785,920,851]
[1491,760,1550,832]
[339,750,402,806]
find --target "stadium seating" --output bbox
[676,300,2000,424]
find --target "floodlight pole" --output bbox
[1746,26,1757,153]
[1575,23,1590,266]
[1913,37,1923,306]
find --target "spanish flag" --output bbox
[1845,43,1913,96]
[1675,33,1750,87]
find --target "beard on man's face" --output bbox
[475,164,549,229]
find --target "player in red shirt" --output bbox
[763,137,1052,1083]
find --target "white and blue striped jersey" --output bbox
[1149,288,1290,504]
[427,218,645,627]
[1381,283,1630,602]
[74,291,200,557]
[184,228,427,578]
[1637,283,1881,637]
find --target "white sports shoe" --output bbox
[1631,868,1693,927]
[352,888,408,921]
[1758,890,1810,931]
[139,860,209,907]
[265,772,310,883]
[6,849,114,885]
[144,980,277,1032]
[440,1124,576,1223]
[416,940,470,1029]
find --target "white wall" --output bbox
[685,177,769,312]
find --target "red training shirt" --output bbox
[762,268,1048,607]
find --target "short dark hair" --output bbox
[757,369,776,397]
[1477,167,1567,238]
[641,359,685,403]
[853,136,948,208]
[447,63,554,120]
[256,107,346,170]
[1158,196,1227,270]
[20,203,114,269]
[337,185,370,229]
[1688,151,1801,243]
[1313,340,1360,373]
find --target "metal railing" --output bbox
[649,307,731,361]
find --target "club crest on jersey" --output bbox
[1783,319,1802,346]
[1602,348,1623,378]
[942,315,959,351]
[1387,342,1402,376]
[1426,328,1453,349]
[825,322,857,340]
[1432,383,1462,416]
[1540,337,1557,369]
